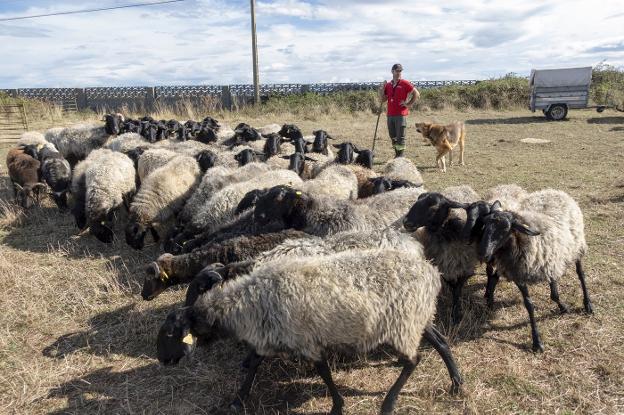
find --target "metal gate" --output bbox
[0,103,28,146]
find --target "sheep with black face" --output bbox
[469,189,592,353]
[253,185,425,236]
[104,113,124,135]
[142,229,308,300]
[157,246,461,414]
[402,186,481,324]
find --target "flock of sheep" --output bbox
[5,113,594,414]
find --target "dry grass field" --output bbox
[0,108,623,414]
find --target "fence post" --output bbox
[300,84,310,94]
[8,89,19,98]
[221,86,232,111]
[76,88,87,110]
[145,87,156,112]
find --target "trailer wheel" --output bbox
[546,104,568,121]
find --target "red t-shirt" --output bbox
[384,79,414,116]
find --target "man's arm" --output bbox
[404,88,420,107]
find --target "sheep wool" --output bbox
[84,149,136,223]
[44,122,110,163]
[301,164,357,200]
[483,184,529,211]
[137,148,179,182]
[494,189,587,285]
[382,157,424,186]
[189,169,303,234]
[179,162,272,225]
[192,247,441,361]
[130,155,201,226]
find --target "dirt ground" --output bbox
[0,109,623,414]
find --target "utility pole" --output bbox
[250,0,260,105]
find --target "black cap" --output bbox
[391,63,403,71]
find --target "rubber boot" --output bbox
[394,149,404,158]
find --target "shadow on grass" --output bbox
[45,358,385,415]
[466,116,554,125]
[42,303,177,360]
[587,117,624,125]
[610,126,624,132]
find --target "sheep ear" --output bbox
[512,221,540,236]
[312,130,319,135]
[326,134,335,140]
[353,145,360,153]
[448,200,468,209]
[490,200,503,211]
[332,144,341,148]
[280,155,290,159]
[304,156,315,161]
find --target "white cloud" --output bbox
[0,0,622,87]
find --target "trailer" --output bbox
[529,67,593,120]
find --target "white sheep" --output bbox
[44,122,110,166]
[382,157,424,186]
[81,149,136,243]
[300,163,358,200]
[157,246,462,414]
[125,155,201,250]
[103,132,151,154]
[137,148,179,183]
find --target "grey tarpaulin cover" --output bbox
[529,67,592,87]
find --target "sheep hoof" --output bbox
[584,301,594,315]
[449,379,463,396]
[532,342,544,353]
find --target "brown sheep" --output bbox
[6,146,47,208]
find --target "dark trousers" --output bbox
[387,115,407,151]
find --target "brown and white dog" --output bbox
[415,121,466,172]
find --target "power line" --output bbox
[0,0,187,22]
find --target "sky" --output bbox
[0,0,623,88]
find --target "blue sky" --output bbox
[0,0,622,87]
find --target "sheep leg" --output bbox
[314,359,344,415]
[549,280,570,313]
[230,350,264,412]
[449,276,469,324]
[575,260,594,314]
[423,325,462,394]
[380,354,421,415]
[485,263,500,309]
[515,282,544,353]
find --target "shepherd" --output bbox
[378,63,420,158]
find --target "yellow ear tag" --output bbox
[295,191,302,197]
[36,144,44,150]
[100,221,106,225]
[182,333,194,345]
[160,270,169,283]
